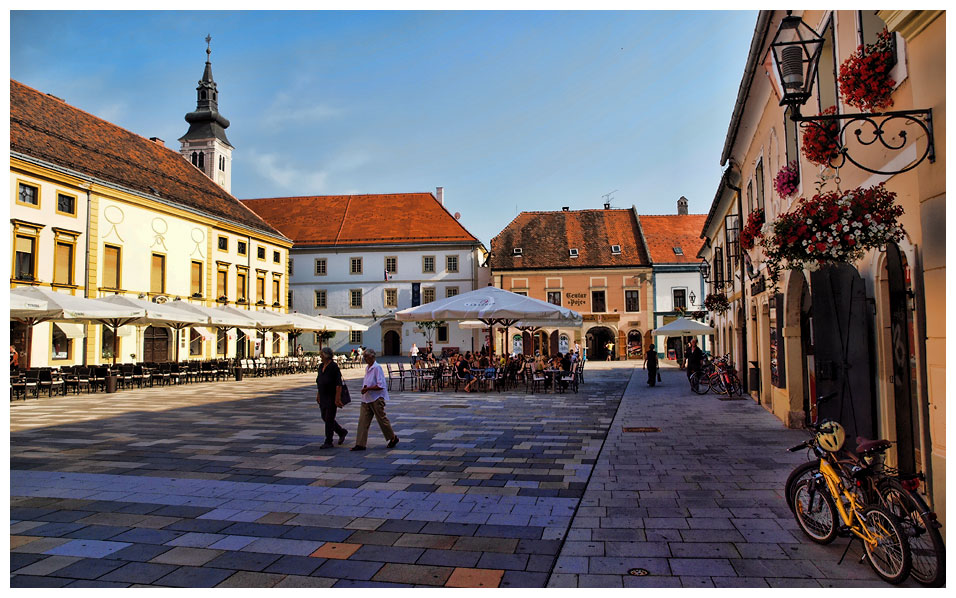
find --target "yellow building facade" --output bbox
[698,11,945,525]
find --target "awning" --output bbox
[193,327,216,342]
[239,328,260,337]
[54,322,86,339]
[117,325,136,337]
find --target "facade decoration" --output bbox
[838,29,897,112]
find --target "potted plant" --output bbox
[760,183,905,285]
[217,295,228,303]
[740,208,766,251]
[256,299,265,306]
[237,297,247,305]
[801,106,842,166]
[272,301,281,307]
[838,29,896,112]
[773,161,800,199]
[191,292,203,299]
[704,292,730,314]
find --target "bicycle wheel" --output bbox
[727,376,742,396]
[792,479,838,544]
[861,505,911,585]
[785,460,821,513]
[690,371,709,395]
[878,480,945,586]
[711,374,727,395]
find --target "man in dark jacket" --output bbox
[686,339,704,380]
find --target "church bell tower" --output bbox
[179,35,234,193]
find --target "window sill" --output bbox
[51,283,80,290]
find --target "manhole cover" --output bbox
[628,568,650,576]
[622,427,661,433]
[440,404,469,409]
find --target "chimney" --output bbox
[677,195,689,215]
[149,137,165,147]
[436,186,444,206]
[562,206,569,211]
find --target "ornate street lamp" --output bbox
[698,258,711,283]
[770,11,935,175]
[689,291,697,306]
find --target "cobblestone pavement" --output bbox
[547,366,920,588]
[10,363,918,587]
[10,363,625,588]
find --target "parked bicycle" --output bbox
[785,393,913,584]
[785,392,944,586]
[689,354,740,396]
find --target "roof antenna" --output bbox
[602,190,617,209]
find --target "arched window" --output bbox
[191,151,198,166]
[197,152,205,170]
[201,90,207,100]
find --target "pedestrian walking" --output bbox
[315,347,348,449]
[686,338,703,381]
[410,343,419,364]
[352,349,399,451]
[644,343,659,386]
[605,340,614,361]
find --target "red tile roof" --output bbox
[10,79,285,240]
[240,194,480,246]
[490,209,650,270]
[638,214,709,264]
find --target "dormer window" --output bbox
[673,247,684,256]
[513,248,523,256]
[569,248,579,258]
[611,245,622,255]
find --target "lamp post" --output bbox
[769,10,934,175]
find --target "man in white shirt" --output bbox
[352,349,399,451]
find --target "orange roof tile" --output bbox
[638,214,708,264]
[240,194,480,246]
[490,209,650,270]
[10,80,285,240]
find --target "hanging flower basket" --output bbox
[760,183,905,285]
[801,106,842,166]
[740,208,766,251]
[704,292,730,314]
[838,29,896,112]
[773,161,800,199]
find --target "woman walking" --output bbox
[316,347,348,449]
[644,343,659,386]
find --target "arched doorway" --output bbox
[586,326,615,360]
[627,329,642,359]
[885,243,920,475]
[383,330,401,356]
[143,326,170,362]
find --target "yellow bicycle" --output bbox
[792,420,911,584]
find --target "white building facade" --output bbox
[243,191,488,358]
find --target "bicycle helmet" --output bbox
[815,420,846,452]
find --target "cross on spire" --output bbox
[205,34,212,60]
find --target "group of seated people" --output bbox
[410,347,582,393]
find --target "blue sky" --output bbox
[10,10,758,245]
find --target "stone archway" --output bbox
[586,326,616,360]
[627,329,643,359]
[380,320,402,356]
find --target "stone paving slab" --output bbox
[545,367,923,588]
[11,366,626,587]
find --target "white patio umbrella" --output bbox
[96,295,207,362]
[10,287,145,367]
[215,305,293,357]
[652,317,716,336]
[280,312,368,353]
[168,301,261,359]
[397,286,582,355]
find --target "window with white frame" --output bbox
[445,287,459,298]
[384,288,398,308]
[315,258,327,276]
[349,289,362,308]
[422,255,435,273]
[446,255,458,273]
[350,257,362,274]
[314,289,327,308]
[350,330,363,344]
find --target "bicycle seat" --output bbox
[855,436,892,456]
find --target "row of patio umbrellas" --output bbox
[9,287,367,368]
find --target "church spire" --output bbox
[179,36,234,193]
[180,35,231,146]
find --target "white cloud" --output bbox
[262,91,342,128]
[249,151,329,193]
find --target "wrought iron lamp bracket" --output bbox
[792,108,935,175]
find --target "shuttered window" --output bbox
[272,279,280,304]
[191,261,203,296]
[15,235,36,280]
[256,276,265,302]
[151,254,166,294]
[53,242,74,285]
[217,269,227,298]
[103,245,121,289]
